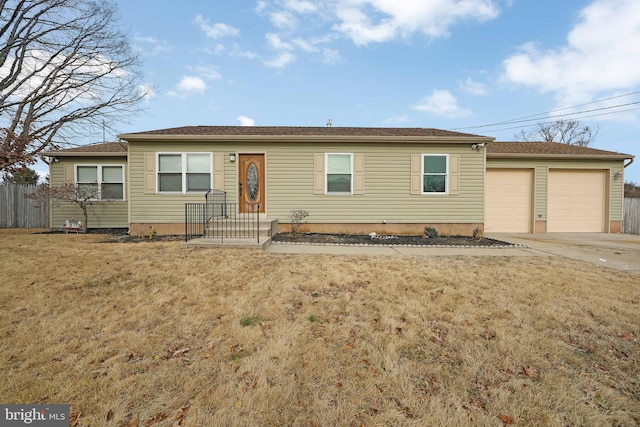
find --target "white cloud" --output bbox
[139,84,156,100]
[237,116,256,126]
[321,48,341,64]
[501,0,640,106]
[283,0,317,14]
[190,65,222,80]
[176,76,207,94]
[195,15,239,39]
[265,51,296,68]
[333,0,500,45]
[293,38,316,52]
[266,33,294,51]
[255,1,268,14]
[264,33,296,67]
[133,35,170,55]
[413,90,471,118]
[460,78,488,96]
[270,11,296,29]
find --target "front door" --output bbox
[239,154,265,213]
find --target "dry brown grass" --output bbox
[0,229,639,426]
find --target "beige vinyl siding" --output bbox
[49,157,129,228]
[129,141,485,225]
[486,158,625,224]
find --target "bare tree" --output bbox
[0,0,147,172]
[515,119,598,147]
[625,181,640,198]
[29,181,100,228]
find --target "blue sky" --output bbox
[103,0,639,182]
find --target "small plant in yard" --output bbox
[472,226,484,241]
[288,209,309,233]
[148,226,157,240]
[240,315,260,327]
[424,226,438,239]
[308,315,319,323]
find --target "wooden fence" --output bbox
[0,184,50,228]
[623,197,640,235]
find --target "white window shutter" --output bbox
[144,153,156,194]
[314,153,325,195]
[64,164,74,184]
[449,154,459,195]
[410,154,421,195]
[213,152,224,191]
[353,153,365,195]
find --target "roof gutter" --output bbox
[117,134,495,144]
[487,153,633,161]
[41,151,126,157]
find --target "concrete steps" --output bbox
[184,217,277,249]
[183,236,272,249]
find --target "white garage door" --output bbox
[485,169,533,233]
[547,170,605,232]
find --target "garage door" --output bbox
[547,170,605,232]
[485,169,533,233]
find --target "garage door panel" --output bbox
[485,169,533,233]
[547,170,605,232]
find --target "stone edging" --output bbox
[270,241,527,249]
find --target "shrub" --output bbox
[289,209,309,233]
[424,226,438,239]
[473,227,484,241]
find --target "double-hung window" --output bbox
[422,154,448,194]
[326,153,352,194]
[158,153,211,193]
[75,165,125,200]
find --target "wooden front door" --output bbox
[239,154,265,213]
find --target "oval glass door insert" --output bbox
[247,162,259,201]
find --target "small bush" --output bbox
[473,227,484,241]
[289,209,309,233]
[424,226,438,239]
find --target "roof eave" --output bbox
[117,134,496,143]
[41,151,127,157]
[488,153,634,161]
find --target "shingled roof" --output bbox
[487,141,633,160]
[42,142,128,156]
[118,126,489,140]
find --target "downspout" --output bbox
[623,157,634,169]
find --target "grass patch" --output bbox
[240,315,260,327]
[0,229,639,426]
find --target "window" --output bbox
[422,154,448,194]
[326,153,352,193]
[75,165,124,200]
[158,153,211,193]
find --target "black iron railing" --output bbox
[206,202,261,243]
[185,202,205,242]
[185,190,262,243]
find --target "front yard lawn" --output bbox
[1,229,638,426]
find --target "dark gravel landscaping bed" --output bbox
[271,232,514,247]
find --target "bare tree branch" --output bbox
[0,0,147,172]
[29,181,99,227]
[514,119,599,147]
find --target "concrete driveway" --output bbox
[488,233,640,274]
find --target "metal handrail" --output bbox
[185,201,261,244]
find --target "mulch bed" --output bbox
[36,229,514,247]
[272,233,514,247]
